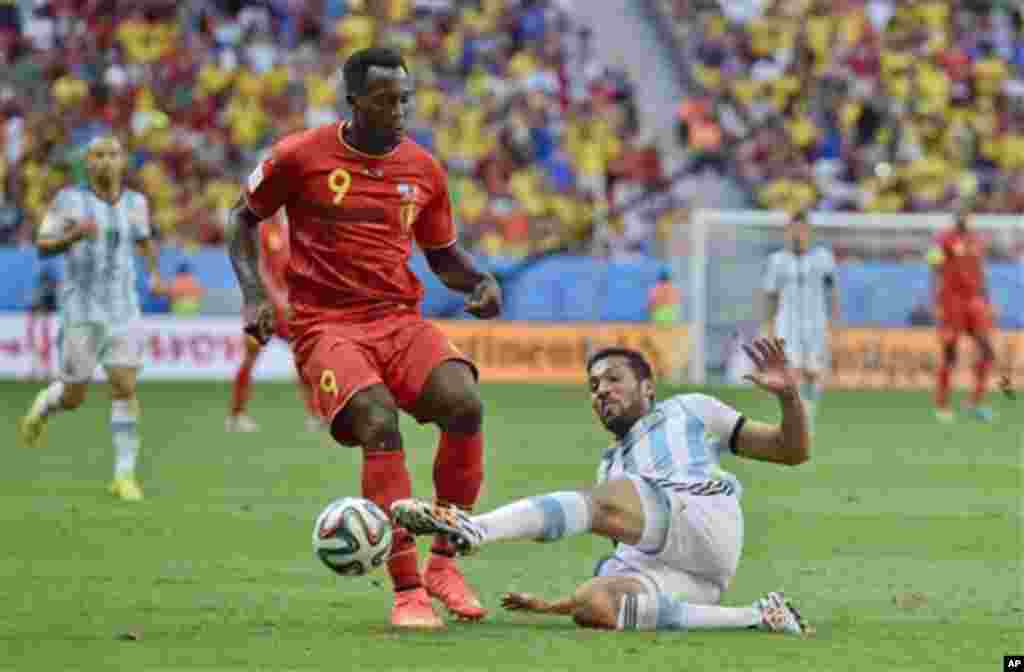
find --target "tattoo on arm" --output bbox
[227,196,267,305]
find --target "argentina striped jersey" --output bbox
[763,246,835,351]
[596,394,746,498]
[38,186,152,325]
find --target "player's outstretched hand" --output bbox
[466,275,502,319]
[742,337,799,399]
[501,592,551,614]
[243,301,276,346]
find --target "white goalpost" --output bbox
[672,210,1024,386]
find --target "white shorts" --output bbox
[595,477,744,605]
[58,322,143,383]
[782,334,829,374]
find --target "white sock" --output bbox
[801,382,823,418]
[112,399,139,478]
[473,491,592,544]
[40,381,65,417]
[618,592,761,631]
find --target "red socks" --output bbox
[972,357,993,406]
[938,358,994,408]
[431,432,484,556]
[362,450,421,592]
[230,361,254,416]
[935,365,952,409]
[361,434,483,587]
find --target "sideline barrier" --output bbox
[1,313,1017,389]
[440,322,688,383]
[831,328,1023,391]
[0,314,688,384]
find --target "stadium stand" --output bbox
[650,0,1024,228]
[0,0,660,258]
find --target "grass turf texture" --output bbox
[0,381,1020,671]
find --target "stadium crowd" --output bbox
[0,0,659,258]
[658,0,1024,217]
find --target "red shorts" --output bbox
[274,305,292,341]
[938,296,993,341]
[291,311,475,443]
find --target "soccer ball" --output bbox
[312,497,393,576]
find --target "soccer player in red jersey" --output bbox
[226,209,321,433]
[227,48,502,629]
[928,209,997,422]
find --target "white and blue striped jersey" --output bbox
[596,394,745,498]
[38,186,152,325]
[763,246,836,350]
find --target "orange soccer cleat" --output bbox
[391,587,445,630]
[423,554,487,621]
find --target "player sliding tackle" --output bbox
[394,337,812,634]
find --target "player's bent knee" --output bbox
[344,403,402,451]
[61,383,88,410]
[62,395,86,411]
[589,480,645,544]
[109,382,136,400]
[440,390,483,433]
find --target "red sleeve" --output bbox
[413,160,457,250]
[258,223,288,308]
[245,138,299,220]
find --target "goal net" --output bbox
[670,210,1024,388]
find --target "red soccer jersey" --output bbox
[245,122,456,325]
[933,228,986,301]
[258,209,289,309]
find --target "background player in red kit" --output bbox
[227,47,502,629]
[927,208,997,423]
[226,209,321,433]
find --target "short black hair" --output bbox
[586,347,654,384]
[343,47,408,97]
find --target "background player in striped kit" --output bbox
[761,211,840,429]
[393,337,812,635]
[19,136,163,502]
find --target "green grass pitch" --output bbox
[0,380,1020,671]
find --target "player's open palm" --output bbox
[501,592,552,613]
[742,337,799,398]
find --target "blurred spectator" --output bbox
[908,302,936,326]
[653,0,1024,214]
[648,268,682,326]
[0,0,655,259]
[166,261,204,316]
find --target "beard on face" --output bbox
[599,397,645,436]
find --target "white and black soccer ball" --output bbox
[312,497,393,577]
